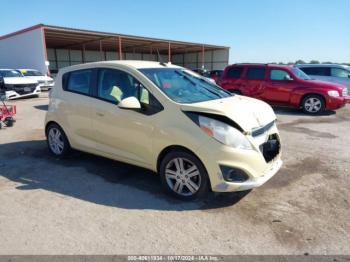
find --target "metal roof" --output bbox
[1,24,229,54]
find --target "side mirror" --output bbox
[0,76,5,90]
[284,75,293,81]
[118,96,141,110]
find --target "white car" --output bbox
[19,69,54,90]
[0,69,41,100]
[297,64,350,93]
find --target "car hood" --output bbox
[4,77,38,85]
[303,79,345,90]
[180,95,276,132]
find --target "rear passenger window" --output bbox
[227,67,243,78]
[246,68,266,80]
[300,67,330,76]
[66,69,92,95]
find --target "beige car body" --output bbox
[45,61,282,192]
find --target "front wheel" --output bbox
[159,150,210,200]
[46,123,71,158]
[301,95,325,114]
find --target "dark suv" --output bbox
[218,63,349,114]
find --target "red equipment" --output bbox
[0,99,16,129]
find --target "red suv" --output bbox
[219,64,350,114]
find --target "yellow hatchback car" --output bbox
[45,61,282,200]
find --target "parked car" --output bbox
[45,61,282,200]
[18,69,54,91]
[192,68,216,84]
[0,69,41,100]
[209,70,224,84]
[219,63,350,114]
[296,64,350,93]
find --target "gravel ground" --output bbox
[0,93,349,255]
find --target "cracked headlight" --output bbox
[197,115,253,150]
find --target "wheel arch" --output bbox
[156,145,205,173]
[45,121,70,143]
[299,93,326,108]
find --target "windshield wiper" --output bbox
[178,71,224,98]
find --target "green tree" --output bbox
[309,60,320,64]
[295,60,306,64]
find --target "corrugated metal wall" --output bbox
[47,48,229,72]
[0,28,47,74]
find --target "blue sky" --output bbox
[1,0,349,63]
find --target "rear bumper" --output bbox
[326,96,350,110]
[38,83,54,90]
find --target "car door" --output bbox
[60,69,96,151]
[262,68,297,104]
[219,66,244,92]
[243,67,267,98]
[91,68,161,168]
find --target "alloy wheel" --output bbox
[304,97,322,113]
[165,157,201,196]
[48,127,64,155]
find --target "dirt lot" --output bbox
[0,93,349,255]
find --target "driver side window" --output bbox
[97,69,139,103]
[270,69,292,81]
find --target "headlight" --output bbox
[327,90,339,97]
[198,115,253,150]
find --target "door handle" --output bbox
[96,112,104,117]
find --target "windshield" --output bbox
[140,68,232,103]
[22,70,44,76]
[0,70,23,78]
[292,67,311,80]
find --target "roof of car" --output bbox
[230,63,292,70]
[80,60,182,69]
[296,64,349,69]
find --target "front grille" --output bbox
[7,84,37,95]
[342,88,348,97]
[13,84,37,88]
[252,120,275,137]
[259,134,281,162]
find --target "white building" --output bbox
[0,24,230,75]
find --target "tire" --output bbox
[301,95,325,114]
[46,123,71,158]
[159,150,210,200]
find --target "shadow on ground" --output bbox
[272,106,336,116]
[34,105,48,111]
[0,140,250,211]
